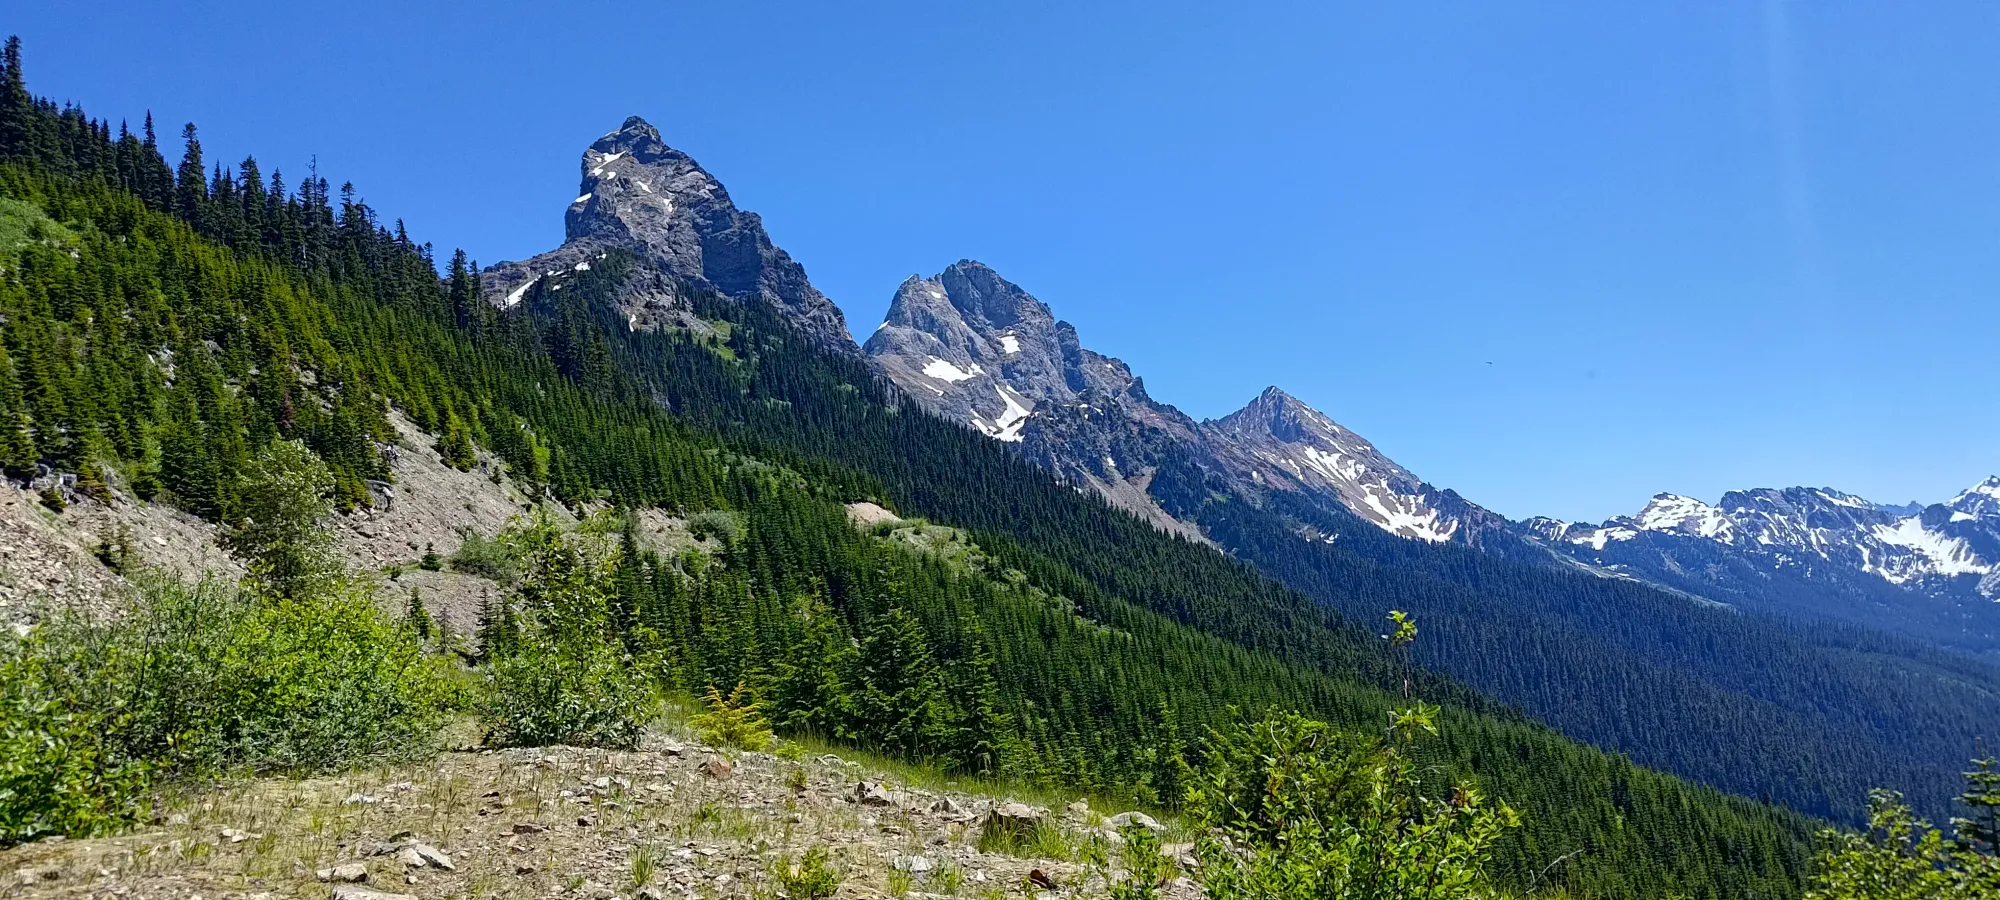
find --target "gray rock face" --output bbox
[1200,387,1513,545]
[864,261,1207,539]
[485,117,851,350]
[862,261,1511,547]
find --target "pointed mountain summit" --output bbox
[484,116,851,349]
[1200,387,1511,545]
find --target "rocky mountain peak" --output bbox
[862,263,1207,540]
[1213,386,1352,446]
[1948,476,2000,518]
[1201,389,1498,544]
[484,116,852,351]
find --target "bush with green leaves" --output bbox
[1187,614,1515,900]
[0,575,459,846]
[222,439,344,599]
[450,526,519,583]
[1806,767,2000,900]
[481,524,650,749]
[1188,705,1518,900]
[774,846,842,900]
[0,629,149,843]
[482,630,648,749]
[1108,822,1173,900]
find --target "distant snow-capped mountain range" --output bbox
[858,259,1999,639]
[1528,481,2000,596]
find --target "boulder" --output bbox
[981,801,1049,846]
[316,863,369,884]
[1108,811,1165,832]
[855,781,902,807]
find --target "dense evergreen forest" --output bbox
[1145,463,2000,825]
[0,36,1859,897]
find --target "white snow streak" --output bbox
[503,276,538,308]
[921,357,981,382]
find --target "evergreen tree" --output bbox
[407,586,433,642]
[0,36,30,160]
[174,122,205,224]
[1954,756,2000,856]
[856,607,957,761]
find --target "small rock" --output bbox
[410,842,455,871]
[698,757,733,780]
[220,827,257,844]
[317,863,369,883]
[930,796,967,816]
[394,847,425,869]
[343,793,381,805]
[592,776,612,790]
[512,822,547,834]
[330,887,417,900]
[895,855,936,874]
[982,802,1049,845]
[855,781,901,807]
[1108,811,1165,832]
[577,814,598,827]
[514,863,538,876]
[1067,799,1090,816]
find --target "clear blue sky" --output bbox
[14,2,1999,521]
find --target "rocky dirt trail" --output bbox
[0,725,1197,900]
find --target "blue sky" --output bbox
[14,2,1998,521]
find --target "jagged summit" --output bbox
[483,117,853,350]
[862,261,1205,539]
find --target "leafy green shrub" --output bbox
[450,527,518,582]
[775,846,842,900]
[222,439,343,599]
[1109,823,1171,900]
[689,682,773,752]
[481,526,650,749]
[1188,707,1518,900]
[0,630,150,843]
[1806,778,2000,899]
[482,630,648,749]
[688,508,745,546]
[0,575,460,846]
